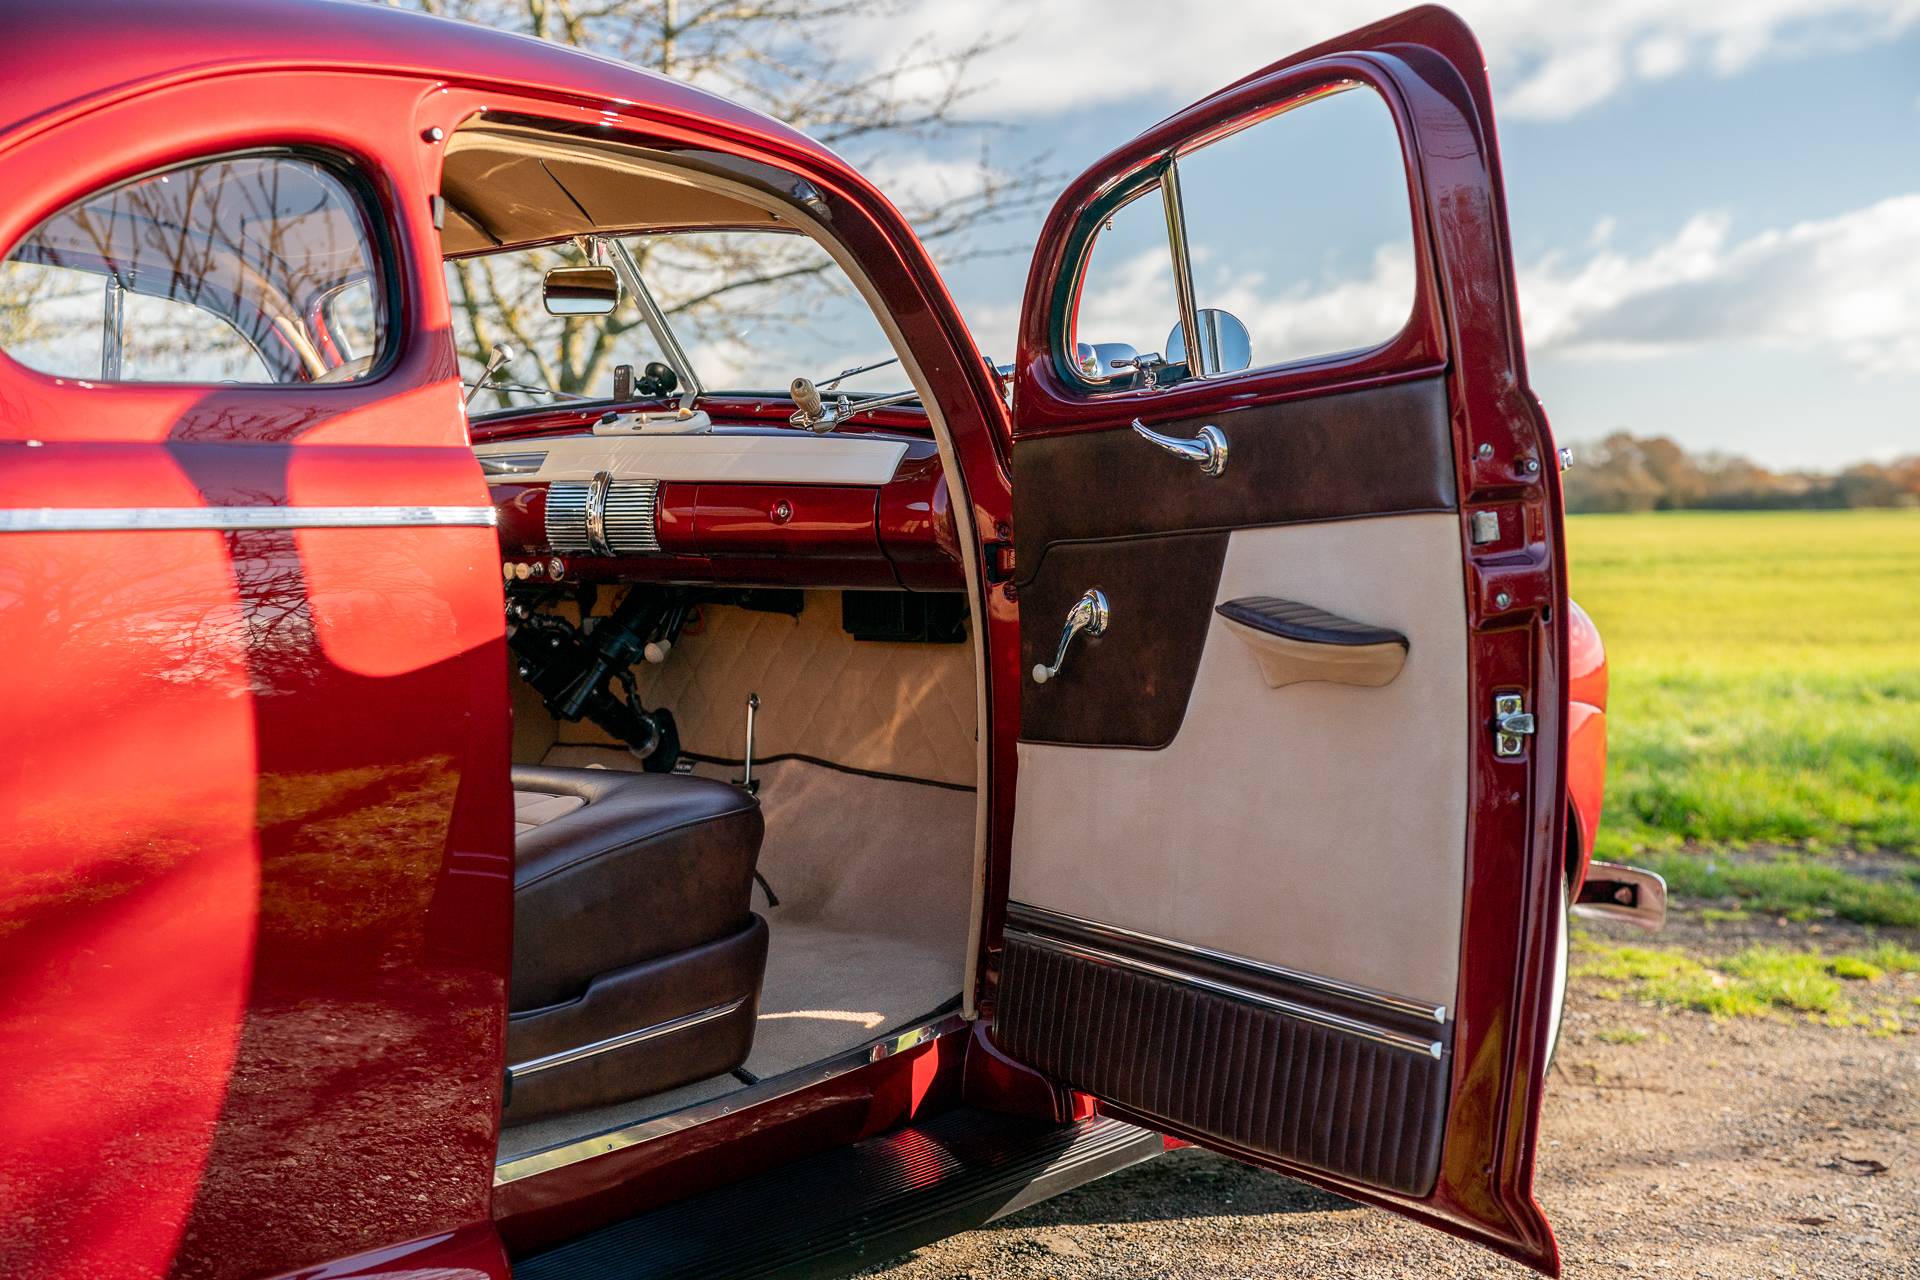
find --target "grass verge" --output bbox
[1574,934,1920,1031]
[1647,851,1920,929]
[1569,511,1920,858]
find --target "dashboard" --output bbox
[472,401,963,592]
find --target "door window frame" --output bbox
[1020,59,1449,436]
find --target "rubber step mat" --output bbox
[513,1107,1160,1280]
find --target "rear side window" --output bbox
[0,153,391,385]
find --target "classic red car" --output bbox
[0,3,1657,1277]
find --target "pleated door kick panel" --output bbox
[995,927,1450,1197]
[511,1107,1160,1280]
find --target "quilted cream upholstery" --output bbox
[555,590,978,787]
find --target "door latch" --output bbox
[1493,692,1535,757]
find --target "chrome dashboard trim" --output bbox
[471,430,910,487]
[0,505,497,533]
[1006,902,1447,1025]
[478,451,548,477]
[493,1011,969,1186]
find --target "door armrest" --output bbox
[1215,596,1408,689]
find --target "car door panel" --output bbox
[1013,375,1455,748]
[0,73,512,1280]
[995,8,1565,1272]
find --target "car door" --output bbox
[0,71,512,1280]
[992,9,1568,1273]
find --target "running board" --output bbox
[512,1107,1160,1280]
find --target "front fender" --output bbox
[1565,599,1608,893]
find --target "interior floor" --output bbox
[499,750,974,1163]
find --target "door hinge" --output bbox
[1492,692,1535,757]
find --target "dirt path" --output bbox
[865,915,1920,1279]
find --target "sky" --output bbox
[840,1,1920,469]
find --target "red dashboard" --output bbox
[475,400,964,591]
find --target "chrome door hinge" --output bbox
[1493,692,1535,757]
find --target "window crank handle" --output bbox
[1031,589,1111,684]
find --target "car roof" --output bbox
[0,0,828,162]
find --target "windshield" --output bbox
[449,228,908,413]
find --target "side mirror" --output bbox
[542,265,621,316]
[1166,309,1252,377]
[1074,340,1146,383]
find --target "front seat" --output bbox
[505,765,768,1122]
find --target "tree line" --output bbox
[1562,432,1920,514]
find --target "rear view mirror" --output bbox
[1166,308,1252,376]
[542,265,621,316]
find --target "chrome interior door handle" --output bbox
[1031,588,1111,684]
[1131,419,1229,477]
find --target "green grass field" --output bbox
[1567,510,1920,923]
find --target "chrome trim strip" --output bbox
[1008,902,1447,1025]
[583,469,613,557]
[494,1011,969,1186]
[0,505,497,533]
[478,451,548,477]
[507,997,747,1081]
[1004,925,1444,1062]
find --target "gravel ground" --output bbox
[864,913,1920,1279]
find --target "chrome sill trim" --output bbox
[1007,902,1447,1025]
[507,997,747,1081]
[493,1010,969,1187]
[0,505,498,533]
[1005,926,1444,1062]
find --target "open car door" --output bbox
[992,8,1568,1273]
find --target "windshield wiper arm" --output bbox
[820,356,900,391]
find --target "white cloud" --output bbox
[843,0,1920,123]
[1518,194,1920,374]
[976,196,1920,378]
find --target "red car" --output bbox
[0,3,1657,1277]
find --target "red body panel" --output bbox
[0,60,513,1280]
[1566,598,1609,886]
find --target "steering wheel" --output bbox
[313,355,376,384]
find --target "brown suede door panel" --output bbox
[1019,531,1227,747]
[1014,377,1452,748]
[1010,376,1454,566]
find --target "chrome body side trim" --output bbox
[494,1011,969,1186]
[1003,924,1443,1061]
[0,505,497,533]
[507,997,747,1081]
[1007,902,1447,1025]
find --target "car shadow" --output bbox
[986,1147,1361,1228]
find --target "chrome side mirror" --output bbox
[542,265,621,316]
[1074,340,1147,384]
[1166,308,1252,377]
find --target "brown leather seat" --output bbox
[505,765,767,1122]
